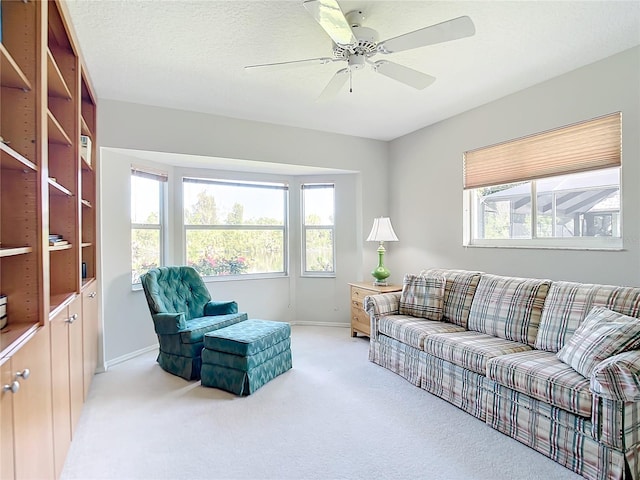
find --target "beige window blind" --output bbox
[463,112,621,190]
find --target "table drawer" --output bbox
[351,307,371,335]
[352,306,370,326]
[351,286,374,303]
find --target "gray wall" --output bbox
[97,46,639,367]
[388,46,640,286]
[98,101,388,365]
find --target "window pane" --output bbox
[184,181,285,226]
[186,229,284,275]
[132,228,160,283]
[474,182,532,239]
[305,229,334,272]
[303,186,334,225]
[131,176,160,224]
[536,169,620,238]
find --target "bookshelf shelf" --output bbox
[49,243,72,252]
[0,322,40,358]
[0,246,33,257]
[81,116,90,136]
[0,142,38,172]
[48,178,73,196]
[47,110,72,146]
[0,43,32,91]
[46,48,72,100]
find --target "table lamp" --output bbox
[366,217,399,285]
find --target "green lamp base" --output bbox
[371,244,391,286]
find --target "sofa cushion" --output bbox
[556,306,640,378]
[535,281,640,353]
[378,315,465,350]
[467,274,551,347]
[422,269,482,328]
[398,273,445,320]
[487,350,592,417]
[424,331,532,376]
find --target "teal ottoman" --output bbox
[200,319,292,395]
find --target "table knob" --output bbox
[3,381,19,394]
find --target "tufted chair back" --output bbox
[141,266,211,321]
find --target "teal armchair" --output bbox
[140,266,248,380]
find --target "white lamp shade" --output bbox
[367,217,399,242]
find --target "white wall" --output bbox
[389,47,640,286]
[97,101,388,365]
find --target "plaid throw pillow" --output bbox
[557,306,640,378]
[399,273,445,320]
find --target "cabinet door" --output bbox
[11,327,55,479]
[0,357,15,480]
[82,283,99,399]
[69,297,84,435]
[50,307,72,479]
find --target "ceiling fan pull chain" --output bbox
[349,68,353,93]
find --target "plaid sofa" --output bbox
[365,269,640,480]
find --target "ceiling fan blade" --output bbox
[317,68,349,102]
[245,57,339,72]
[378,16,475,54]
[303,0,356,47]
[373,61,435,90]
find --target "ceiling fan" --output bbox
[244,0,476,101]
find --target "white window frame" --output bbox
[463,172,622,250]
[301,183,336,277]
[463,113,622,250]
[131,168,167,286]
[182,177,289,279]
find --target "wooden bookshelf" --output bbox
[0,1,100,478]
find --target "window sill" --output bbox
[464,243,624,252]
[202,273,289,283]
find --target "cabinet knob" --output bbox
[89,292,97,298]
[15,369,30,380]
[66,313,79,323]
[3,381,20,394]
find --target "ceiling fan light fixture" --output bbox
[248,1,476,100]
[347,53,366,70]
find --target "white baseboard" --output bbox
[289,321,349,328]
[102,323,349,368]
[105,344,158,370]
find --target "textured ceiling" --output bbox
[65,1,640,141]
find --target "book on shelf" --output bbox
[80,135,92,166]
[49,239,69,246]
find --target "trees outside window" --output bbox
[131,169,166,284]
[183,178,288,277]
[302,183,335,275]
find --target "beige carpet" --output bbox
[62,326,581,480]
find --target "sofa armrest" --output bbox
[204,300,239,316]
[590,350,640,402]
[364,292,401,340]
[152,312,186,335]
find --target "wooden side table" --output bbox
[349,282,402,337]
